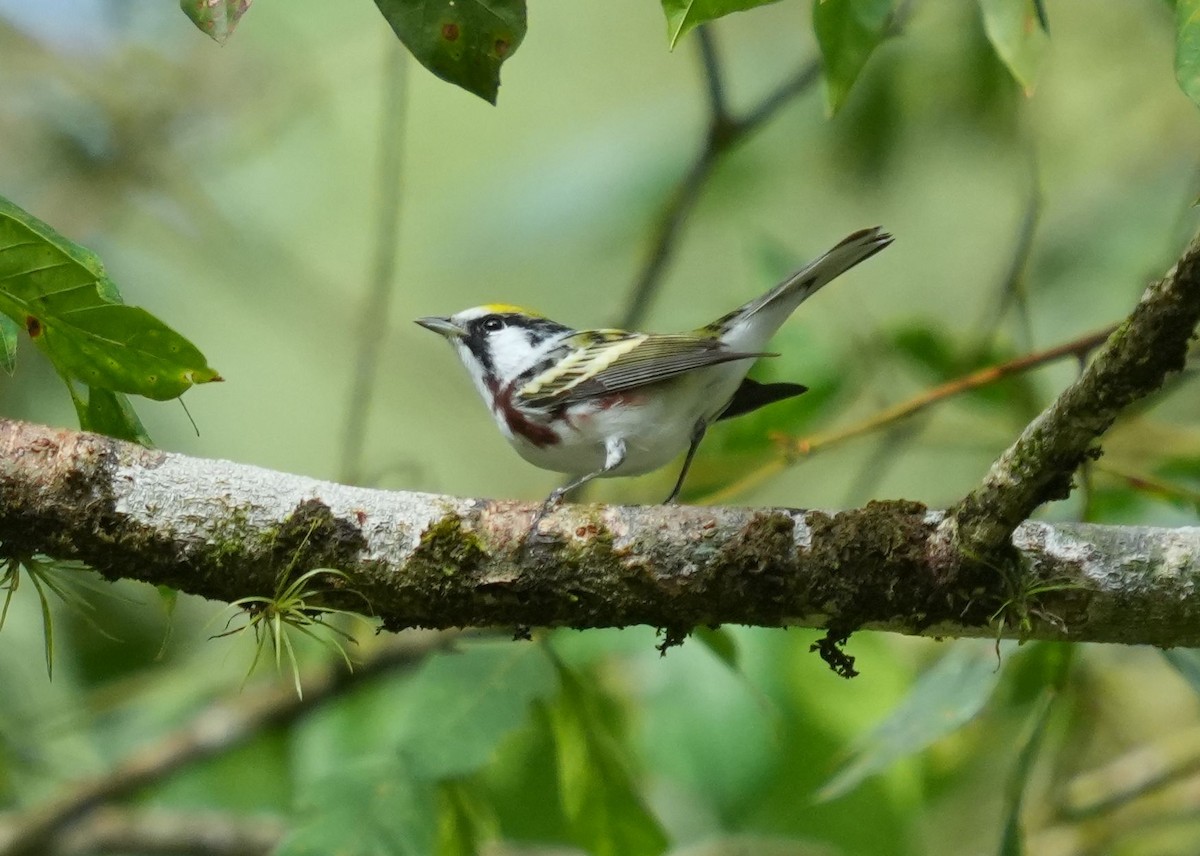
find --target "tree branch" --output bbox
[54,807,284,856]
[946,230,1200,562]
[2,416,1200,663]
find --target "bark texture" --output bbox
[948,231,1200,560]
[2,418,1199,670]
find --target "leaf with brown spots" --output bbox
[374,0,526,104]
[0,195,221,406]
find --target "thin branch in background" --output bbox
[55,807,285,856]
[339,40,409,485]
[1060,724,1200,821]
[702,325,1116,503]
[571,25,822,500]
[0,632,456,856]
[616,29,822,330]
[616,6,911,331]
[696,27,732,129]
[975,162,1042,353]
[1078,459,1096,522]
[1094,462,1200,508]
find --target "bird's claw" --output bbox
[522,492,566,550]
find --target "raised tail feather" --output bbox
[742,226,893,321]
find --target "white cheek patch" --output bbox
[487,326,562,381]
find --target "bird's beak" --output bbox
[415,316,465,339]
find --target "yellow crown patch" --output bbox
[482,303,542,317]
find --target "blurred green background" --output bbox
[2,1,1200,854]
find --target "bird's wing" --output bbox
[517,329,769,407]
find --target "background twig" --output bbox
[703,325,1116,503]
[947,231,1200,562]
[617,27,822,330]
[339,40,409,485]
[54,807,285,856]
[0,632,454,856]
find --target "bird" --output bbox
[416,226,892,523]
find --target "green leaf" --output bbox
[545,662,669,856]
[661,0,783,49]
[393,642,558,778]
[1177,0,1200,108]
[437,780,498,856]
[27,572,55,679]
[998,690,1056,856]
[891,325,959,377]
[1032,0,1049,32]
[812,0,894,114]
[694,625,739,670]
[276,757,436,856]
[81,388,153,445]
[818,641,1011,801]
[0,313,16,375]
[180,0,252,45]
[0,196,221,402]
[374,0,525,105]
[978,0,1049,95]
[1163,648,1200,696]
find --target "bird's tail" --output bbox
[741,226,893,322]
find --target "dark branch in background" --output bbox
[339,41,408,485]
[703,325,1116,503]
[0,633,454,856]
[947,231,1200,562]
[975,162,1041,352]
[696,27,732,128]
[616,9,911,330]
[616,27,822,330]
[55,808,284,856]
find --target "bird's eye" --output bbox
[481,316,505,332]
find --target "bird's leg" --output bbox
[527,438,627,541]
[664,419,708,504]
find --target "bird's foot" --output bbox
[522,488,568,551]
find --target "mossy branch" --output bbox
[947,230,1200,562]
[2,418,1199,665]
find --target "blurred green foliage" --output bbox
[0,1,1199,855]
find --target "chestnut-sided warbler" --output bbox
[417,227,892,513]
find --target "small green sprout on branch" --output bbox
[0,554,116,678]
[213,524,371,697]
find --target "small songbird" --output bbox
[417,226,892,515]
